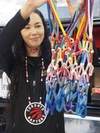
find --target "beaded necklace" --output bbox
[24,57,47,125]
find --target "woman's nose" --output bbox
[30,28,37,35]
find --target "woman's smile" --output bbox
[29,37,40,41]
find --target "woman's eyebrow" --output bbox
[35,22,42,25]
[27,22,42,25]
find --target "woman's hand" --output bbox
[26,0,47,9]
[66,0,84,17]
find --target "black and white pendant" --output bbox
[24,102,47,125]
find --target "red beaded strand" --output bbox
[25,57,29,83]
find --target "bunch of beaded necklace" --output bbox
[24,57,47,125]
[44,0,94,118]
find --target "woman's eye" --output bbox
[36,25,41,28]
[25,26,30,29]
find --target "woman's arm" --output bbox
[0,11,30,76]
[20,0,47,20]
[0,11,30,53]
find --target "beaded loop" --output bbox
[44,0,94,117]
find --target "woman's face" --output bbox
[21,12,44,56]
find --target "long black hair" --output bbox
[5,9,52,118]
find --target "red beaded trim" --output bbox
[25,57,45,103]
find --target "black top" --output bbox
[0,10,65,133]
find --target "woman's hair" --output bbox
[5,9,52,118]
